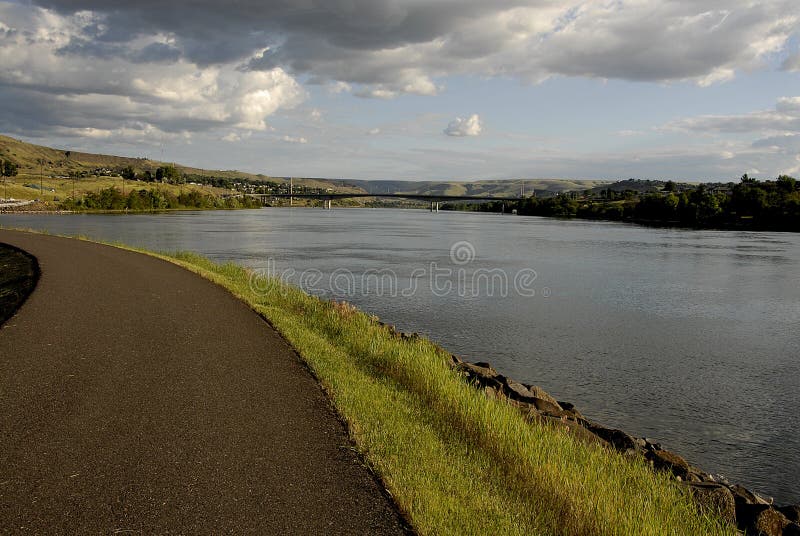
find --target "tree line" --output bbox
[60,187,261,211]
[445,174,800,232]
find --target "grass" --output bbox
[0,134,365,196]
[0,175,230,204]
[131,249,732,536]
[0,227,734,535]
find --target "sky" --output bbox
[0,0,798,182]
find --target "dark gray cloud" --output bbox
[23,0,799,90]
[130,42,181,63]
[56,39,181,64]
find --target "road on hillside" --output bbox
[0,230,408,534]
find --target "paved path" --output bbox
[0,230,408,534]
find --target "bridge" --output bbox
[248,192,524,211]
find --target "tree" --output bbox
[1,159,19,200]
[2,159,19,179]
[664,180,677,192]
[776,175,796,193]
[120,166,137,180]
[155,165,181,183]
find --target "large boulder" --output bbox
[585,423,640,452]
[524,384,562,408]
[499,377,567,416]
[530,397,567,416]
[731,484,773,506]
[646,449,691,480]
[556,400,585,420]
[456,362,504,391]
[504,379,536,400]
[736,504,790,536]
[684,482,736,526]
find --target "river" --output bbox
[3,207,799,503]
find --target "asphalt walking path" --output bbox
[0,230,407,534]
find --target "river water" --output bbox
[3,208,799,503]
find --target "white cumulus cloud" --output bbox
[12,0,798,101]
[0,2,305,141]
[444,114,482,137]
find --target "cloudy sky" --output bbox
[1,0,798,181]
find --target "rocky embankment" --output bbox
[448,356,800,536]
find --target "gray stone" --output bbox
[585,424,639,452]
[524,385,562,408]
[456,362,504,391]
[530,397,566,415]
[684,482,736,526]
[736,505,789,536]
[557,400,585,419]
[458,362,498,378]
[646,449,691,479]
[731,484,773,506]
[505,379,534,400]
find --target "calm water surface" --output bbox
[3,208,799,503]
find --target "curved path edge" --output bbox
[0,229,408,534]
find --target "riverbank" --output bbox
[450,357,800,535]
[79,239,733,534]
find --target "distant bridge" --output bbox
[248,192,524,211]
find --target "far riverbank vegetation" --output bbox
[446,174,800,232]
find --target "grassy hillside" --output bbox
[0,134,281,183]
[0,135,370,205]
[2,134,609,204]
[347,178,611,198]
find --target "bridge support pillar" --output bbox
[430,201,439,212]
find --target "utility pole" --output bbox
[65,151,73,200]
[290,177,293,206]
[38,158,44,202]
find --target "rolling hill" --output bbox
[2,134,611,201]
[346,178,611,198]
